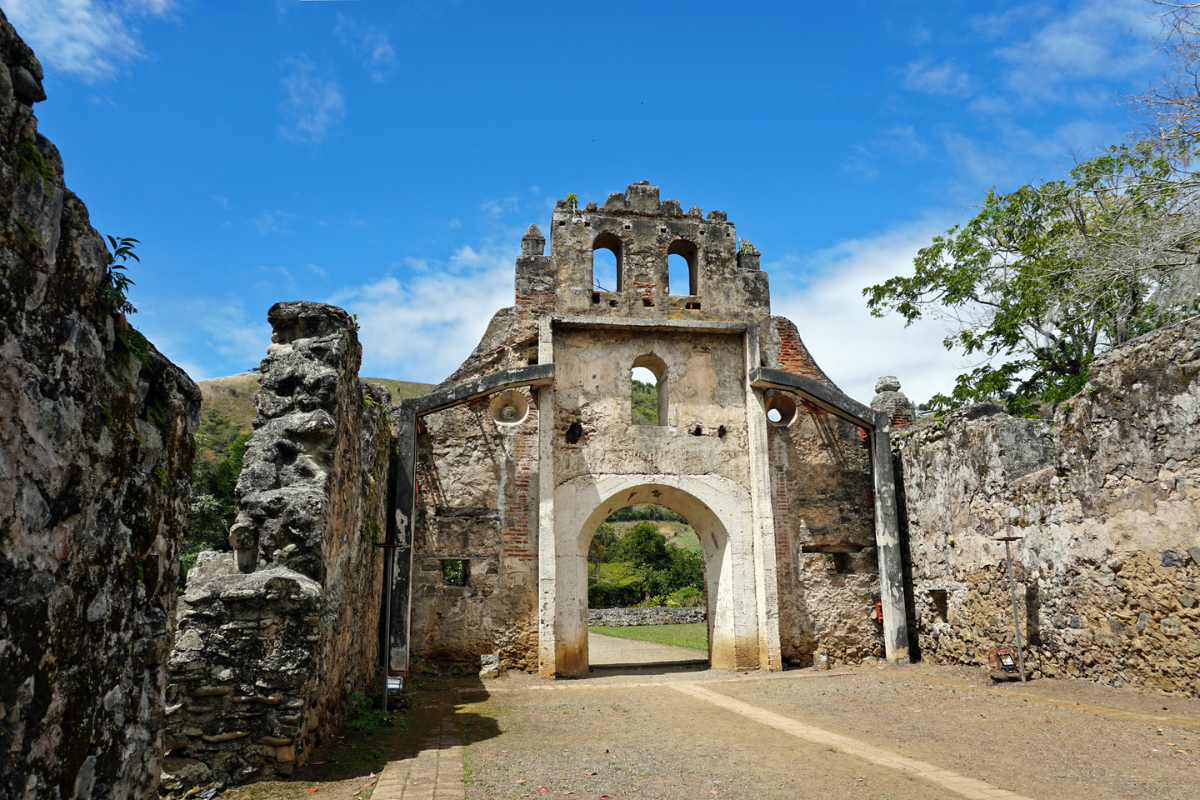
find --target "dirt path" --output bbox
[587,631,706,667]
[228,662,1200,800]
[438,663,1200,800]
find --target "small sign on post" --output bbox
[993,536,1027,682]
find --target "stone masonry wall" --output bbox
[896,316,1200,696]
[164,302,390,789]
[588,607,706,627]
[763,317,881,667]
[0,11,201,799]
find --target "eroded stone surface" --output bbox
[164,302,391,788]
[896,316,1200,696]
[404,184,883,677]
[0,10,199,798]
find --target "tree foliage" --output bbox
[631,379,658,425]
[866,2,1200,421]
[181,433,250,587]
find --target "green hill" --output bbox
[195,372,434,459]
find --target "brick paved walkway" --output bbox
[373,717,464,800]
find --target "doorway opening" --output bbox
[585,503,710,670]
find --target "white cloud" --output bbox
[252,209,299,235]
[4,0,174,82]
[481,196,520,219]
[330,242,517,384]
[846,125,929,179]
[279,55,346,146]
[769,219,966,406]
[334,13,395,82]
[900,58,974,97]
[990,0,1154,102]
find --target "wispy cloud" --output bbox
[329,242,517,383]
[481,196,520,220]
[252,209,299,235]
[987,0,1155,102]
[900,58,974,97]
[4,0,175,82]
[846,124,929,178]
[138,296,271,379]
[769,219,965,405]
[334,13,395,82]
[279,55,346,146]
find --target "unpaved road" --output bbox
[224,650,1200,800]
[448,661,1200,800]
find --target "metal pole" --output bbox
[1003,539,1027,682]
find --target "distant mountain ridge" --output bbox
[196,372,435,459]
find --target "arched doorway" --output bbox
[582,501,719,668]
[543,474,777,677]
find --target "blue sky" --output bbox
[5,0,1171,403]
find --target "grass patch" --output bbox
[589,622,708,651]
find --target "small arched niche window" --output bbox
[631,354,668,426]
[592,232,622,292]
[667,239,698,296]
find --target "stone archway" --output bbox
[542,474,778,677]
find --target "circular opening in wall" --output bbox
[489,390,529,427]
[765,392,798,428]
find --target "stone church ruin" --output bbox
[1,13,1198,796]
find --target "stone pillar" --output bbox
[164,302,390,790]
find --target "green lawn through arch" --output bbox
[588,622,708,651]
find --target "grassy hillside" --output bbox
[195,372,434,459]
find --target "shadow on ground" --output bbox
[220,675,500,800]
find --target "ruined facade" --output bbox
[386,182,910,680]
[163,303,391,788]
[897,316,1200,697]
[0,11,200,798]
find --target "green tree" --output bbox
[589,522,616,577]
[609,521,672,571]
[180,433,250,587]
[864,142,1196,415]
[631,379,658,425]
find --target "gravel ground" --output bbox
[456,662,1200,800]
[216,660,1200,800]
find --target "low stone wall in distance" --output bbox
[164,303,391,790]
[896,316,1200,697]
[588,607,706,627]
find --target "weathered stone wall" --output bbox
[762,317,883,667]
[407,185,888,677]
[896,316,1200,696]
[0,11,200,799]
[164,302,390,789]
[411,391,540,674]
[587,607,706,626]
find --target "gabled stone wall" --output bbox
[0,11,200,798]
[164,302,390,789]
[896,316,1200,696]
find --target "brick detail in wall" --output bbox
[773,317,832,384]
[501,397,538,562]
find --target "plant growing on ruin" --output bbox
[17,140,54,195]
[101,235,139,315]
[565,192,579,210]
